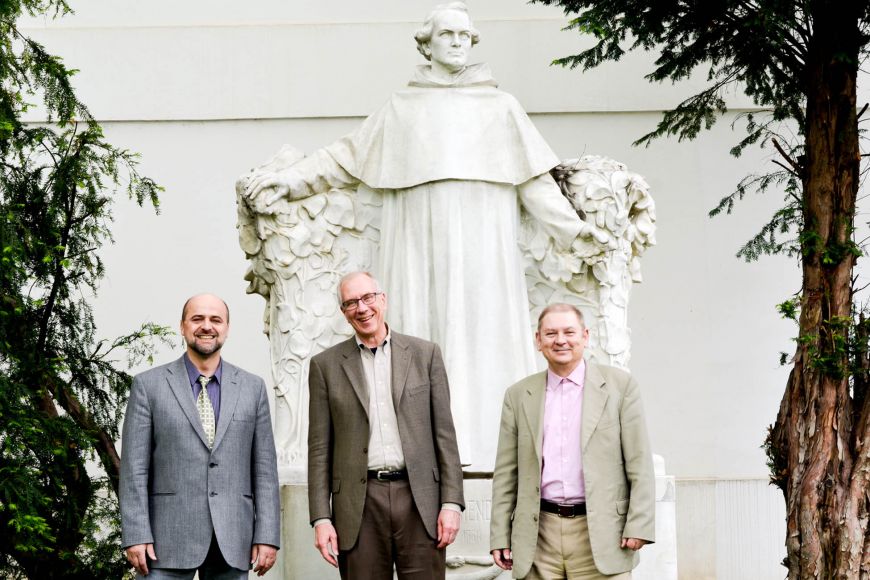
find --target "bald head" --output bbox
[182,293,230,323]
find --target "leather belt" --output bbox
[540,499,587,517]
[367,469,408,481]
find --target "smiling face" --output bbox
[535,309,589,377]
[180,294,229,360]
[339,273,388,347]
[425,9,473,74]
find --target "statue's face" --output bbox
[426,9,472,73]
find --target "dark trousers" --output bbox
[136,533,247,580]
[339,478,446,580]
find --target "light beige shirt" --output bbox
[312,331,459,528]
[357,333,405,471]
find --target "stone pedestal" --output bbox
[277,485,342,580]
[634,454,678,579]
[276,455,676,579]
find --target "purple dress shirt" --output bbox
[183,354,223,425]
[540,359,586,504]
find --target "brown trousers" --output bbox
[526,512,632,580]
[338,479,445,580]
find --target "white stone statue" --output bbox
[237,2,656,478]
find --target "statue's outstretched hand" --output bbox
[577,220,612,246]
[244,169,306,212]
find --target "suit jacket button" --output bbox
[209,462,218,468]
[532,514,538,521]
[210,491,217,497]
[363,447,368,453]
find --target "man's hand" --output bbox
[125,543,156,575]
[314,522,339,568]
[491,548,513,570]
[621,537,650,551]
[250,544,278,576]
[436,508,461,549]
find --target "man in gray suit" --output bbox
[308,271,465,579]
[120,293,280,578]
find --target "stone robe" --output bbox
[287,64,581,469]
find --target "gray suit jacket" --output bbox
[490,362,655,578]
[119,356,280,570]
[307,333,464,550]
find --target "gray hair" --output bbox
[536,303,585,332]
[414,2,480,60]
[336,271,382,304]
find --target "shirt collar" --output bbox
[354,325,391,352]
[183,353,223,386]
[546,359,586,391]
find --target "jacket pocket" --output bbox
[616,499,629,515]
[332,478,341,493]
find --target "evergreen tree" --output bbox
[0,2,169,577]
[530,0,870,576]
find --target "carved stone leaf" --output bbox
[324,191,355,228]
[301,194,328,219]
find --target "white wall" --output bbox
[19,3,812,576]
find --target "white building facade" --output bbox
[20,2,805,578]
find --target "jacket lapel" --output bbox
[339,338,369,417]
[582,362,608,449]
[520,372,547,466]
[165,356,210,449]
[390,334,411,408]
[212,360,240,451]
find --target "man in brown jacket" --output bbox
[307,271,465,579]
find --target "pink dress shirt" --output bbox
[540,360,586,504]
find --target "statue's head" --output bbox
[414,2,480,73]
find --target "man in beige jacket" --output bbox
[490,304,654,579]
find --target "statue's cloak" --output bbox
[324,63,560,189]
[281,63,579,469]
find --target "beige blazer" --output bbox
[489,362,655,577]
[307,332,464,550]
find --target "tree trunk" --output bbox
[769,4,870,578]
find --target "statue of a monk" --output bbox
[244,2,594,470]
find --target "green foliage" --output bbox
[531,0,870,263]
[0,2,170,577]
[532,1,870,573]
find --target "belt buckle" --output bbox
[557,503,575,518]
[376,470,390,481]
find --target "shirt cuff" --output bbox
[441,503,462,513]
[313,518,332,528]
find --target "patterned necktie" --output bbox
[196,375,216,448]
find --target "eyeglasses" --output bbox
[340,292,382,312]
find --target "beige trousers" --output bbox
[525,512,632,580]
